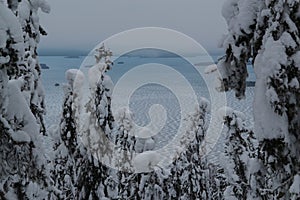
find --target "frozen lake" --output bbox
[40,54,255,163]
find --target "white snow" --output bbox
[222,0,239,25]
[253,37,289,140]
[283,12,298,34]
[0,56,10,65]
[116,107,134,131]
[290,174,300,195]
[0,2,24,55]
[280,32,297,49]
[65,69,84,86]
[65,69,85,90]
[134,127,156,153]
[25,181,48,200]
[205,64,218,74]
[133,151,160,173]
[10,130,31,143]
[103,74,114,97]
[136,127,152,138]
[144,138,155,151]
[265,87,279,103]
[218,106,246,121]
[18,0,31,26]
[6,79,47,170]
[222,0,261,35]
[236,0,262,34]
[292,51,300,69]
[7,80,40,139]
[30,0,51,13]
[88,63,106,89]
[223,187,238,200]
[289,77,299,89]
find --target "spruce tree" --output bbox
[135,168,166,200]
[77,45,116,199]
[120,157,167,199]
[114,108,136,197]
[16,0,50,135]
[219,0,300,198]
[167,98,210,199]
[220,107,256,199]
[50,69,85,199]
[0,1,50,198]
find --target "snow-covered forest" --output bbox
[0,0,300,199]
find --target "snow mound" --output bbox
[133,151,160,173]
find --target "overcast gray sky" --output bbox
[39,0,227,55]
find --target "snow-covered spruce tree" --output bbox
[16,0,50,135]
[134,167,167,200]
[201,160,227,200]
[0,1,50,198]
[76,45,116,199]
[50,69,85,199]
[61,69,85,155]
[114,108,136,197]
[50,128,75,199]
[75,149,110,199]
[220,107,256,199]
[167,98,210,199]
[118,150,166,199]
[219,0,300,198]
[114,110,162,199]
[115,108,136,169]
[88,44,114,135]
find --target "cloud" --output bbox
[39,0,227,54]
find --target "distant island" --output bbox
[64,56,80,59]
[40,63,50,69]
[124,48,179,58]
